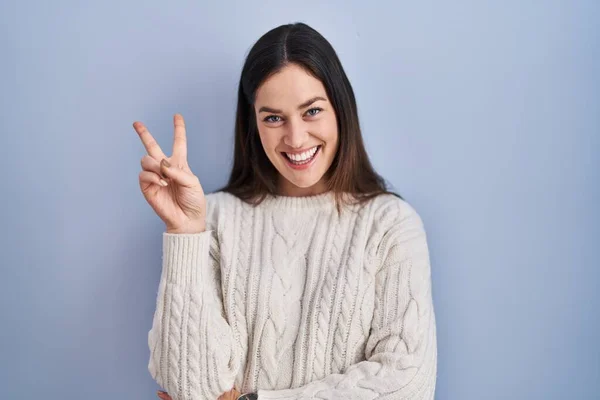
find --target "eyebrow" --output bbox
[258,96,327,114]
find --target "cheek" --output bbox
[258,130,282,153]
[318,115,338,144]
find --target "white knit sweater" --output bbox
[147,190,437,400]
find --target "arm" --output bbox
[257,204,438,400]
[147,229,243,400]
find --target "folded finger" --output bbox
[160,159,199,188]
[141,155,163,177]
[139,170,168,188]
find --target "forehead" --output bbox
[255,63,327,107]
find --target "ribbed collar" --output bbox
[259,190,338,210]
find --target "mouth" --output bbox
[280,145,321,169]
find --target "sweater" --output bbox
[147,190,438,400]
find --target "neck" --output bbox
[277,176,328,197]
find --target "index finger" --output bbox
[172,113,187,162]
[132,121,167,161]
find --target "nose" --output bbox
[283,118,309,149]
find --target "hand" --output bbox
[217,388,242,400]
[156,387,241,400]
[133,114,207,234]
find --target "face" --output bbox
[254,63,339,197]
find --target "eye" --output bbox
[305,107,323,117]
[264,115,282,123]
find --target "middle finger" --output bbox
[171,114,187,164]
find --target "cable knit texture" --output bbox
[147,190,437,399]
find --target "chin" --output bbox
[277,168,325,190]
[270,150,331,193]
[295,182,321,190]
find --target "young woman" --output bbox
[134,22,437,400]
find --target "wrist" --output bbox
[166,221,206,234]
[166,228,205,234]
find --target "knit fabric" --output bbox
[147,190,437,400]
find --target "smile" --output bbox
[281,145,321,170]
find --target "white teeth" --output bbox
[285,146,319,161]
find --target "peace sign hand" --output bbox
[133,114,207,234]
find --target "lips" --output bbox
[281,145,321,170]
[282,145,320,161]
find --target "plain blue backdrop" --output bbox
[1,1,598,399]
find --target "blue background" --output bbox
[1,1,598,399]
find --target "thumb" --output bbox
[160,159,198,188]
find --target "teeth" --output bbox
[285,146,319,161]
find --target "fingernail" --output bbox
[157,391,165,399]
[159,179,168,187]
[161,159,171,168]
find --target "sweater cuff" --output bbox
[162,230,213,287]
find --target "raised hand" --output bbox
[133,114,207,234]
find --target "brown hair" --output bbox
[218,22,403,213]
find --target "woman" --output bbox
[134,22,437,400]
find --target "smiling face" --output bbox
[254,63,339,197]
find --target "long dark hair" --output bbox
[218,22,403,212]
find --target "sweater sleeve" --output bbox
[147,229,243,400]
[257,203,438,400]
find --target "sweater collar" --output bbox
[260,190,338,210]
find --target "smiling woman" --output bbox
[253,64,339,196]
[220,22,403,211]
[139,22,437,400]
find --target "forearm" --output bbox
[148,231,243,400]
[257,202,438,399]
[256,311,437,400]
